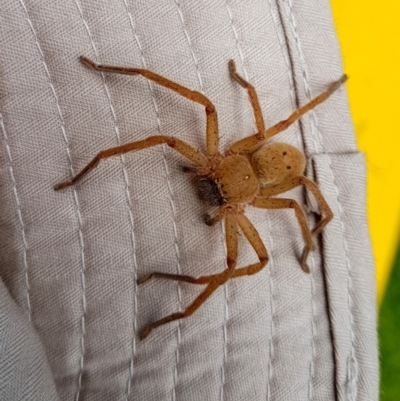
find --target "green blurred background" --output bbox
[330,1,400,399]
[380,245,400,400]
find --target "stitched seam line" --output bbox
[171,7,190,399]
[175,1,203,91]
[174,3,230,399]
[172,7,204,400]
[0,113,31,321]
[282,0,357,399]
[18,2,87,400]
[269,1,323,399]
[326,160,358,401]
[225,3,281,400]
[281,0,320,153]
[225,3,245,74]
[264,1,299,398]
[73,2,140,399]
[223,5,253,400]
[219,221,229,401]
[267,0,299,141]
[123,5,184,400]
[308,262,317,401]
[278,1,326,399]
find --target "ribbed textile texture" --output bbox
[0,1,378,400]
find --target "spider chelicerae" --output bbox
[55,56,347,339]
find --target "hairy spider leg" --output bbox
[229,74,348,154]
[54,136,207,190]
[139,212,238,340]
[252,197,314,273]
[137,212,268,286]
[228,60,265,136]
[259,175,333,237]
[80,56,220,156]
[203,207,226,226]
[228,212,269,278]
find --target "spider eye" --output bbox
[282,151,287,156]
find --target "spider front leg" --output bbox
[229,60,265,135]
[229,74,348,154]
[80,56,220,156]
[54,135,207,190]
[138,212,238,339]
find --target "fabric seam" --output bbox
[0,112,32,321]
[268,1,319,399]
[174,3,229,400]
[280,0,358,399]
[122,5,185,400]
[18,1,88,400]
[73,1,140,399]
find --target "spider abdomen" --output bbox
[251,142,306,185]
[214,155,259,204]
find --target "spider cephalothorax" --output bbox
[55,56,347,339]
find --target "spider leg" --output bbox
[229,75,348,154]
[137,272,210,286]
[80,56,219,156]
[139,212,238,339]
[138,212,237,285]
[228,60,265,136]
[229,212,269,278]
[137,209,230,286]
[138,211,269,285]
[199,212,269,280]
[259,175,333,236]
[156,212,269,281]
[253,197,313,273]
[54,135,207,190]
[203,208,226,226]
[139,281,221,340]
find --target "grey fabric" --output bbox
[0,278,59,400]
[0,1,378,400]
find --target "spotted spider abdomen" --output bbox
[251,142,306,185]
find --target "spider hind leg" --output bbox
[138,213,238,339]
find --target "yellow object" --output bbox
[330,0,400,303]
